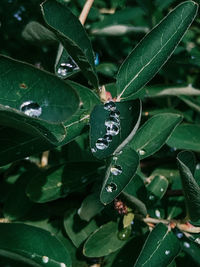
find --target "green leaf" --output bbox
[0,127,52,166]
[177,151,200,224]
[41,0,98,88]
[100,145,139,205]
[22,21,57,43]
[64,210,98,248]
[167,124,200,151]
[3,171,34,220]
[78,193,104,222]
[179,235,200,265]
[26,162,101,203]
[134,223,180,266]
[146,175,169,205]
[130,113,182,159]
[83,221,125,257]
[60,80,100,145]
[90,99,141,160]
[0,55,80,144]
[0,223,71,267]
[122,174,148,216]
[116,1,198,101]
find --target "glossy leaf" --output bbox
[90,99,141,160]
[83,221,125,257]
[64,210,98,248]
[146,175,169,205]
[41,0,98,88]
[167,124,200,151]
[116,1,198,100]
[78,193,104,222]
[26,162,100,203]
[100,145,139,205]
[122,174,147,216]
[0,55,80,144]
[0,223,71,267]
[130,113,182,159]
[134,223,180,266]
[55,45,80,79]
[60,80,100,145]
[177,151,200,224]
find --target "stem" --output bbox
[79,0,94,25]
[40,151,49,167]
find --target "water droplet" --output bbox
[113,156,118,161]
[111,165,122,176]
[105,183,117,192]
[42,256,49,263]
[60,263,66,267]
[160,188,164,192]
[106,124,120,136]
[183,241,190,248]
[104,101,116,111]
[196,163,200,170]
[104,134,112,142]
[91,147,97,153]
[165,250,170,255]
[31,254,36,258]
[149,195,155,201]
[57,182,62,187]
[118,227,131,240]
[176,232,183,239]
[195,237,200,244]
[110,110,120,118]
[20,101,42,118]
[170,147,177,152]
[155,209,161,218]
[95,138,109,150]
[139,149,146,156]
[105,117,120,127]
[191,56,195,59]
[57,57,79,78]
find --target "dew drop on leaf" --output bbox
[42,256,49,263]
[139,149,146,156]
[148,195,155,201]
[117,227,131,240]
[165,250,170,255]
[57,57,79,78]
[104,134,112,143]
[104,101,116,111]
[176,232,183,239]
[183,242,190,248]
[91,147,97,153]
[105,183,117,192]
[195,237,200,244]
[20,101,42,118]
[111,165,122,176]
[60,263,66,267]
[155,209,161,218]
[95,138,109,150]
[106,124,120,136]
[110,110,120,118]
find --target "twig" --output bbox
[79,0,94,25]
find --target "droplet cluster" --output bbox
[57,57,79,78]
[94,101,121,151]
[20,101,42,118]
